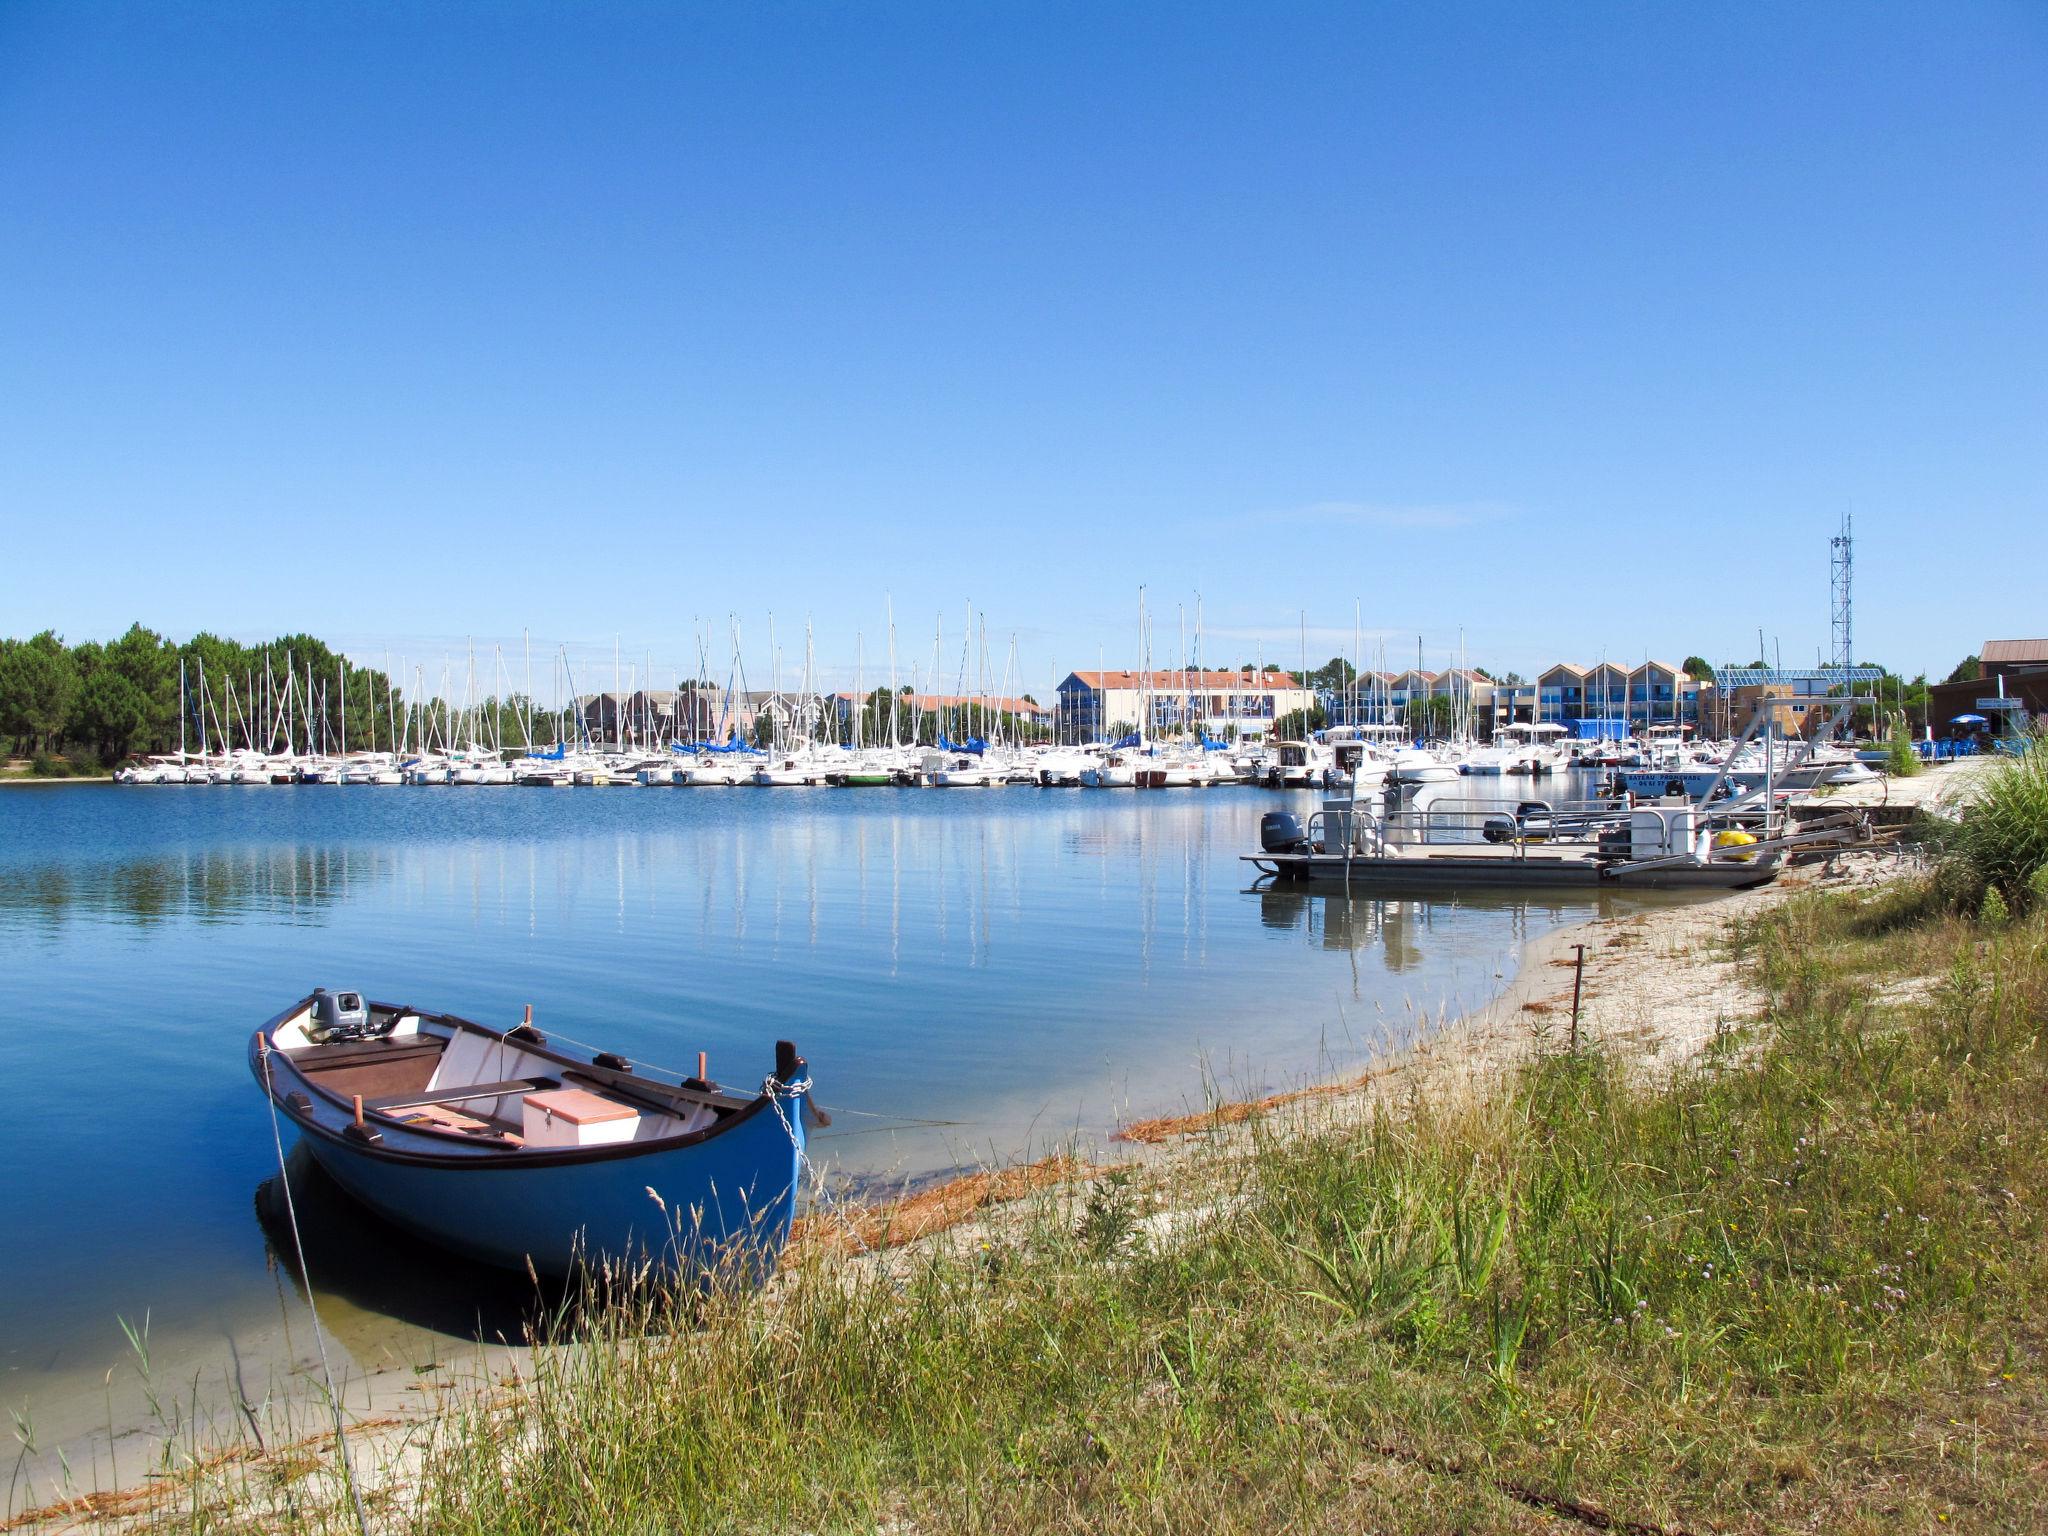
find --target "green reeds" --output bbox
[1937,730,2048,914]
[1886,717,1923,777]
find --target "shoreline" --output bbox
[1,831,1936,1531]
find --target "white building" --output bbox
[1054,669,1313,740]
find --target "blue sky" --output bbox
[1,1,2041,700]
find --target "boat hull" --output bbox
[1242,850,1779,892]
[296,1097,804,1278]
[251,1006,809,1282]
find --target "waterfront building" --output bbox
[1537,663,1588,725]
[1626,660,1699,728]
[1925,638,2048,739]
[1055,668,1312,739]
[831,692,1051,730]
[1385,670,1437,720]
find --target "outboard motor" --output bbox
[1482,814,1517,844]
[308,987,376,1043]
[1260,810,1310,855]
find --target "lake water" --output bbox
[0,777,1677,1466]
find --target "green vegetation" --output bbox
[1935,732,2048,917]
[1269,704,1328,740]
[78,876,2047,1534]
[0,625,423,765]
[1886,716,1924,777]
[1408,691,1457,737]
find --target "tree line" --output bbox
[0,624,565,768]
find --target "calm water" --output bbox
[0,777,1672,1445]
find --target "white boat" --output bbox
[1389,746,1460,786]
[682,756,753,786]
[1265,740,1333,789]
[925,752,1000,787]
[1033,746,1102,786]
[1079,752,1139,788]
[1327,731,1392,794]
[752,755,825,787]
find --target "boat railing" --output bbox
[1308,803,1615,863]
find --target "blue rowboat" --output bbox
[250,989,813,1282]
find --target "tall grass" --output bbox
[1886,718,1923,777]
[1938,731,2048,914]
[52,883,2048,1535]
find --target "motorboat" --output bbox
[925,752,1000,787]
[1264,739,1333,789]
[753,754,825,786]
[1032,746,1101,786]
[1079,752,1139,788]
[249,988,814,1281]
[1388,745,1460,786]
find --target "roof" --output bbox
[1983,639,2048,664]
[1627,660,1693,681]
[1539,662,1588,679]
[1064,669,1301,690]
[836,692,1045,715]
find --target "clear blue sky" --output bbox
[1,1,2041,699]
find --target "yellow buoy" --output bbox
[1714,829,1758,863]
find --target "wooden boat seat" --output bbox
[286,1037,445,1070]
[365,1077,559,1113]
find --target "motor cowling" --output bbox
[1260,811,1310,854]
[309,987,375,1042]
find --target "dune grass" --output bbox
[1886,720,1923,778]
[1935,732,2048,918]
[42,879,2048,1535]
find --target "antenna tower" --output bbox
[1830,511,1853,672]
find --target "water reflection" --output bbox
[254,1146,557,1343]
[0,845,378,928]
[1255,885,1640,971]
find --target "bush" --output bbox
[1884,720,1921,777]
[28,751,69,778]
[1938,731,2048,914]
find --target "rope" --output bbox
[513,1024,966,1129]
[764,1077,875,1255]
[259,1043,374,1536]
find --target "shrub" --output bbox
[1939,732,2048,914]
[28,751,68,778]
[1885,719,1921,777]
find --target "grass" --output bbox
[29,880,2048,1534]
[1935,731,2048,916]
[1886,720,1923,778]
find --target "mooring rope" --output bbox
[764,1076,876,1255]
[520,1023,968,1129]
[258,1042,374,1536]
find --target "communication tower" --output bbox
[1830,511,1853,672]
